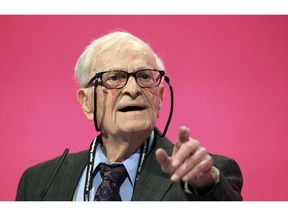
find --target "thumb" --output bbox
[155,148,172,173]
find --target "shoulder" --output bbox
[153,128,174,153]
[211,153,241,170]
[16,150,89,200]
[23,150,89,176]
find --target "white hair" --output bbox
[74,31,165,87]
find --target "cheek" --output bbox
[96,89,119,115]
[146,90,162,117]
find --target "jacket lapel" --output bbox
[131,130,174,201]
[44,150,89,200]
[131,169,173,201]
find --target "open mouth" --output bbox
[118,106,146,112]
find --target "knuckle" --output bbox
[199,147,208,155]
[186,141,195,149]
[208,157,214,166]
[191,139,200,147]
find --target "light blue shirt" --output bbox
[74,131,154,201]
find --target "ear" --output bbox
[159,84,165,102]
[77,88,94,121]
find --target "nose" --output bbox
[121,76,142,98]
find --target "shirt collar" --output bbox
[93,130,154,187]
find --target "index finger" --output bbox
[177,126,190,148]
[173,126,190,155]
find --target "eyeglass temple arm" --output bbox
[93,80,101,132]
[159,75,174,137]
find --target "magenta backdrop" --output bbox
[0,15,288,201]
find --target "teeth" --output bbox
[119,106,145,112]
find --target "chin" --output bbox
[120,122,153,134]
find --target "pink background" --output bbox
[0,15,288,201]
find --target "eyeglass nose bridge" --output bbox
[123,71,141,88]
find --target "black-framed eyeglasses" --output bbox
[86,69,165,89]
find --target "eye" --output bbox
[141,74,150,80]
[138,71,152,80]
[104,72,126,82]
[109,75,119,81]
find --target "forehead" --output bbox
[92,40,157,72]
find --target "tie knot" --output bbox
[94,163,128,201]
[99,163,128,185]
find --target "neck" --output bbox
[101,130,151,162]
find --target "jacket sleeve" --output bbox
[183,154,243,201]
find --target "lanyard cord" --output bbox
[84,138,97,201]
[83,136,149,201]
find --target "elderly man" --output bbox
[16,31,243,201]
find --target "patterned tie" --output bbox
[94,163,128,201]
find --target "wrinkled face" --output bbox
[92,43,164,136]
